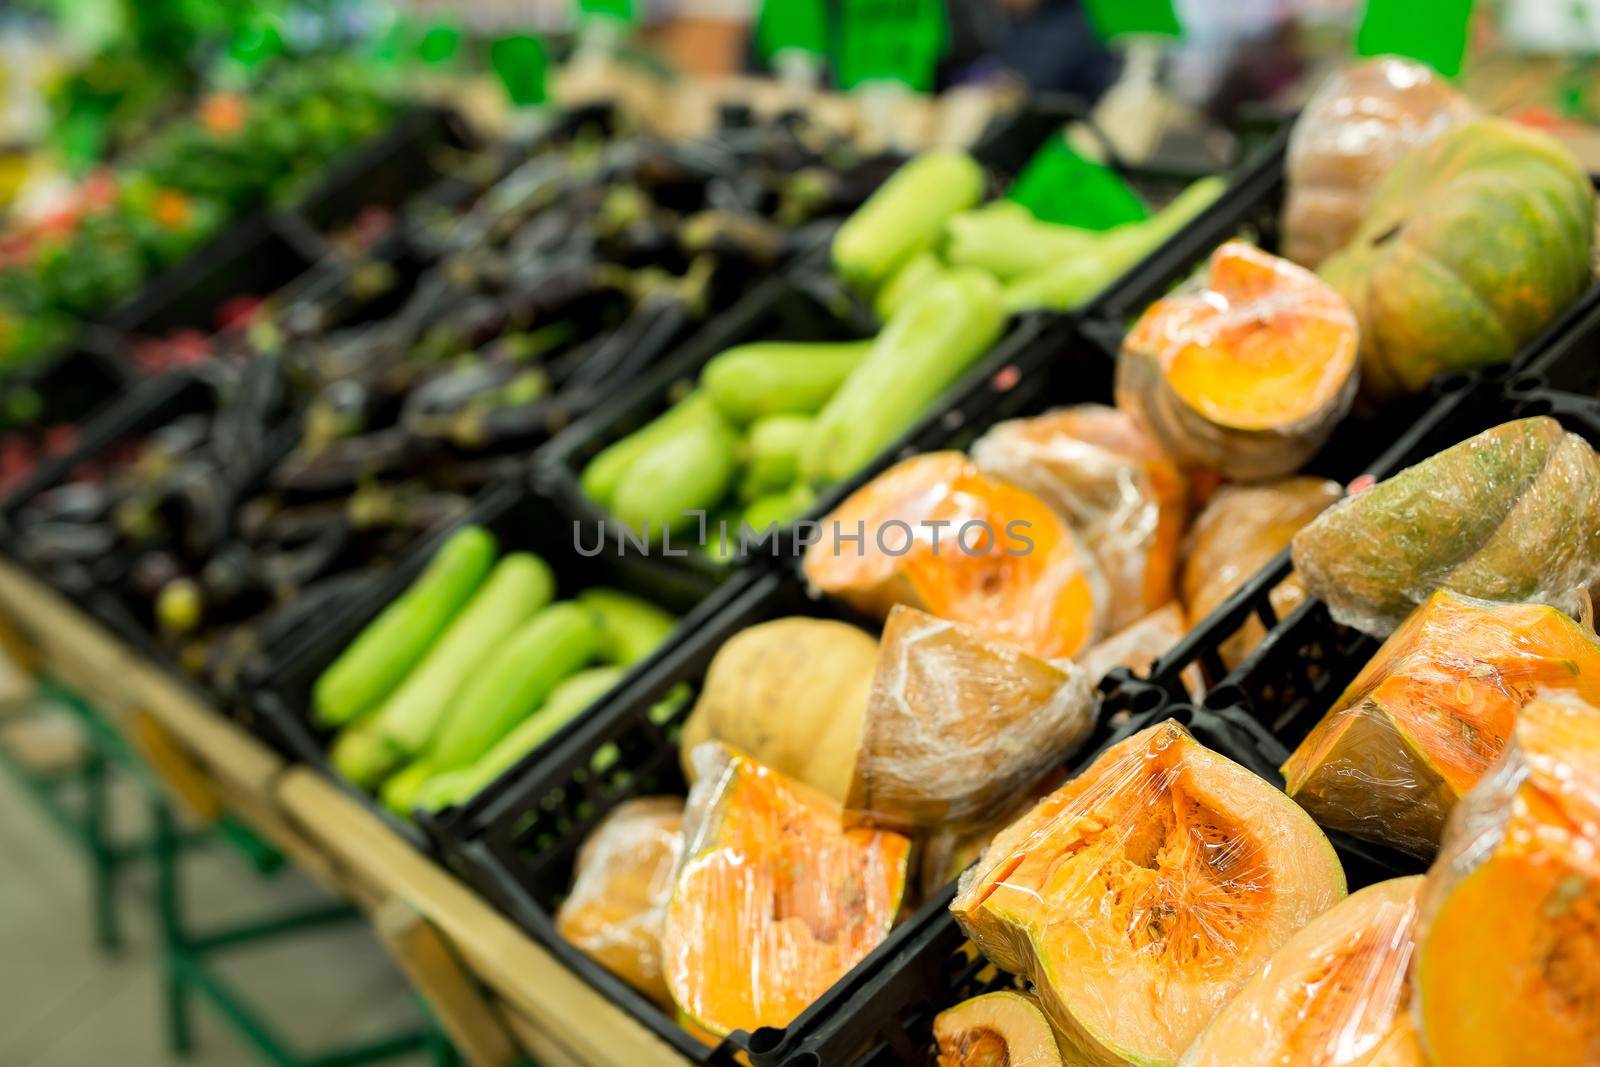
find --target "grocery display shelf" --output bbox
[254,479,733,854]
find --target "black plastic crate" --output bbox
[252,478,731,852]
[443,553,1162,1067]
[777,702,1428,1067]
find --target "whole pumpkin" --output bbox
[1320,116,1594,400]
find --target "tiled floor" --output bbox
[0,700,435,1067]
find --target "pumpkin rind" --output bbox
[1319,116,1595,399]
[1291,416,1600,637]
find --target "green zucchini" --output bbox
[578,588,677,666]
[873,251,947,322]
[413,666,627,813]
[426,600,602,772]
[701,341,872,424]
[312,526,497,728]
[942,200,1099,282]
[801,269,1006,486]
[832,150,984,292]
[739,414,812,502]
[330,553,555,788]
[580,392,717,508]
[610,405,739,535]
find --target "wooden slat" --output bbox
[275,768,690,1067]
[374,898,520,1067]
[122,708,225,824]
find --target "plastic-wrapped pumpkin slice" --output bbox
[1283,590,1600,858]
[972,404,1189,632]
[1181,476,1344,669]
[1283,57,1475,269]
[934,990,1069,1066]
[1293,416,1600,636]
[662,743,911,1039]
[1413,690,1600,1067]
[555,797,684,1008]
[1181,876,1427,1067]
[848,605,1095,834]
[1116,241,1360,482]
[803,451,1106,660]
[951,720,1346,1067]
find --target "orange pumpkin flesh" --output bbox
[972,405,1189,632]
[555,797,684,1009]
[952,720,1346,1066]
[1283,590,1600,857]
[1181,877,1427,1067]
[848,605,1095,834]
[803,451,1105,659]
[1181,476,1344,669]
[1117,241,1359,481]
[662,744,910,1038]
[1414,691,1600,1067]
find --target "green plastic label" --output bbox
[1080,0,1181,42]
[418,22,463,66]
[491,35,549,108]
[1007,135,1148,230]
[836,0,946,92]
[758,0,829,59]
[577,0,636,24]
[1357,0,1474,78]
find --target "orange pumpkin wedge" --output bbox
[803,451,1106,659]
[952,720,1346,1067]
[1414,690,1600,1067]
[662,744,911,1038]
[1181,876,1427,1067]
[1181,476,1344,670]
[1283,590,1600,858]
[1117,241,1359,481]
[972,404,1189,631]
[848,605,1095,834]
[555,797,684,1008]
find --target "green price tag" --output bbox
[1007,135,1148,230]
[1356,0,1474,78]
[758,0,829,59]
[836,0,946,93]
[578,0,637,24]
[1080,0,1181,42]
[418,22,464,66]
[229,17,287,70]
[491,35,550,108]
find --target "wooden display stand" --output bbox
[0,558,681,1067]
[277,767,693,1067]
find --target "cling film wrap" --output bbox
[846,605,1095,835]
[1115,241,1361,483]
[951,720,1347,1067]
[1180,476,1344,670]
[1283,57,1476,269]
[1180,877,1426,1067]
[554,797,685,1009]
[1079,601,1196,694]
[661,743,911,1039]
[972,405,1189,633]
[1412,689,1600,1065]
[1292,416,1600,637]
[1282,590,1600,859]
[804,452,1109,661]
